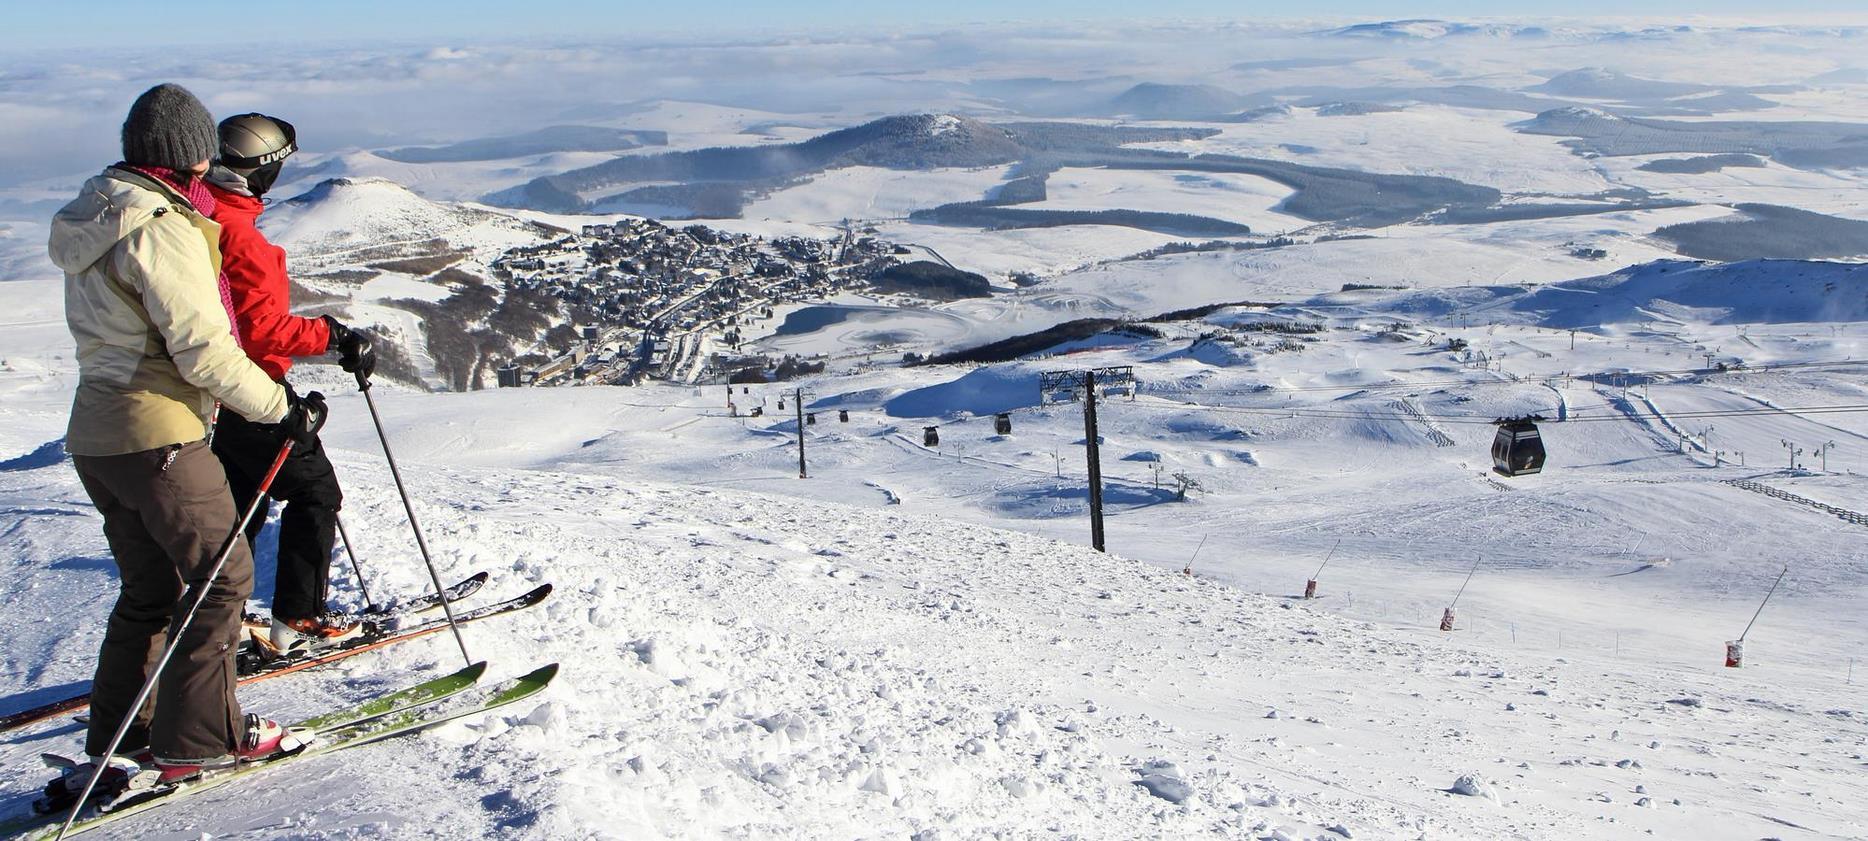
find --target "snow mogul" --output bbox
[203,112,376,653]
[47,83,320,793]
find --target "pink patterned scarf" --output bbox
[122,164,242,348]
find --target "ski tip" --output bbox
[518,663,560,683]
[462,661,490,681]
[465,571,491,584]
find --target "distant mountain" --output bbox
[1378,259,1868,327]
[1636,154,1768,174]
[496,115,1216,215]
[1316,102,1406,117]
[1519,259,1868,327]
[1530,67,1714,101]
[1107,83,1248,119]
[1519,106,1868,169]
[1317,19,1550,40]
[1809,67,1868,85]
[1219,105,1293,123]
[1655,204,1868,261]
[1230,58,1359,72]
[376,126,667,163]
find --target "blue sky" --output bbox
[6,0,1866,48]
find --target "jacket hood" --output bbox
[205,179,264,223]
[206,164,258,198]
[47,170,182,274]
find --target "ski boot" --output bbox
[149,714,313,785]
[267,612,371,656]
[34,752,145,814]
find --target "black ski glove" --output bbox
[323,315,377,384]
[280,385,328,451]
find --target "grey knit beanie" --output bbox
[121,84,217,170]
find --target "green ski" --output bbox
[11,663,555,839]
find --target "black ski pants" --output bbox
[211,407,343,621]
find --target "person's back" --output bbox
[52,164,284,452]
[202,112,375,652]
[40,84,321,809]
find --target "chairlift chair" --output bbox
[1491,416,1547,477]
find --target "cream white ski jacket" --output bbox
[49,167,287,456]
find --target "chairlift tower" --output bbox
[1041,367,1132,552]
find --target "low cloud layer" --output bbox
[2,18,1863,197]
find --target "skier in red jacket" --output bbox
[204,113,377,653]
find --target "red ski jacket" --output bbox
[206,185,330,381]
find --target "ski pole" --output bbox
[354,371,473,667]
[333,514,378,613]
[57,439,296,840]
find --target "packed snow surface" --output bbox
[4,245,1868,838]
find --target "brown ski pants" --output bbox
[72,439,252,761]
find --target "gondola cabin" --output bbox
[1491,417,1546,477]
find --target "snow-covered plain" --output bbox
[1029,167,1310,235]
[739,165,1017,225]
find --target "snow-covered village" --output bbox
[1,3,1866,839]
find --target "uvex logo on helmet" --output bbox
[248,143,297,167]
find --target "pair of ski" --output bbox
[235,571,495,671]
[0,574,552,733]
[4,660,561,839]
[241,570,491,631]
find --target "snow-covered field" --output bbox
[1131,106,1619,196]
[1028,167,1309,235]
[739,165,1015,225]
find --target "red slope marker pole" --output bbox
[1306,538,1341,599]
[1441,555,1482,632]
[1727,565,1788,668]
[1184,534,1208,577]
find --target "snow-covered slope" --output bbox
[0,379,1861,839]
[1378,259,1868,327]
[263,177,549,260]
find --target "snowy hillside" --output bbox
[8,241,1868,837]
[0,380,1862,840]
[264,177,551,261]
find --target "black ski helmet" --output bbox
[218,113,296,197]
